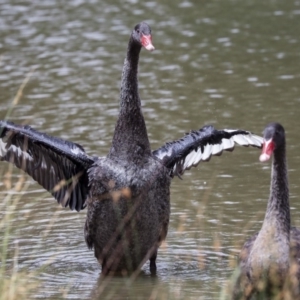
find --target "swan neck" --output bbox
[264,144,290,234]
[121,41,140,99]
[109,37,151,161]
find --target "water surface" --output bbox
[1,0,300,299]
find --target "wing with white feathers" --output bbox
[0,120,96,211]
[153,125,263,177]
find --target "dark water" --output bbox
[0,0,300,299]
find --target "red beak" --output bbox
[259,139,275,162]
[141,34,155,51]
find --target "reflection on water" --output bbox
[1,0,300,299]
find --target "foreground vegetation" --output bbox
[0,170,40,300]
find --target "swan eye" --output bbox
[136,29,140,34]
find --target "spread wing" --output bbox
[153,125,263,177]
[0,120,96,211]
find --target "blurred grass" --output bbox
[0,170,40,300]
[0,69,41,300]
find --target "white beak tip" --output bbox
[259,153,271,162]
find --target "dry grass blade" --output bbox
[5,67,36,120]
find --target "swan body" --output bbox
[0,22,263,274]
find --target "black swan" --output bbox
[0,22,263,275]
[234,123,300,298]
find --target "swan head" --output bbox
[132,22,155,51]
[260,122,285,162]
